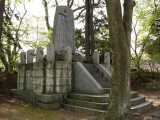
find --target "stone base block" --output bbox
[38,94,61,103]
[38,102,60,110]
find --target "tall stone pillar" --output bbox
[64,46,72,62]
[104,52,110,71]
[47,43,55,62]
[36,47,44,62]
[27,50,34,64]
[20,52,26,64]
[53,6,75,53]
[93,51,99,64]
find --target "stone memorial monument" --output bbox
[53,6,75,53]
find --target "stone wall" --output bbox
[14,45,73,110]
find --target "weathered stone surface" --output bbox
[38,94,61,103]
[55,61,71,69]
[45,69,54,77]
[18,64,25,71]
[26,70,33,77]
[27,50,34,64]
[53,6,75,53]
[26,84,32,91]
[64,46,72,62]
[33,69,44,78]
[19,76,25,84]
[33,85,44,93]
[93,51,99,64]
[20,52,26,64]
[45,85,54,94]
[19,83,25,90]
[38,102,60,110]
[36,47,44,62]
[56,78,71,86]
[32,78,44,85]
[45,78,54,86]
[46,62,54,68]
[33,62,44,69]
[55,69,71,78]
[104,53,110,71]
[55,85,71,93]
[11,89,38,106]
[47,43,55,62]
[26,77,32,84]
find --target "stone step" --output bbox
[64,101,152,115]
[66,96,145,110]
[63,103,105,116]
[83,64,96,69]
[65,98,108,110]
[131,96,145,106]
[68,92,138,103]
[68,93,110,103]
[131,101,153,113]
[91,72,103,78]
[103,88,110,93]
[99,82,109,88]
[97,77,108,83]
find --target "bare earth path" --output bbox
[0,91,160,120]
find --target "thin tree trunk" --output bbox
[0,0,5,42]
[0,0,8,72]
[85,0,91,60]
[90,0,94,56]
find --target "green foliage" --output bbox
[48,29,53,43]
[75,28,85,50]
[145,82,160,91]
[131,0,160,69]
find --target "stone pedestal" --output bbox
[47,43,55,62]
[27,50,34,64]
[104,53,110,71]
[20,52,26,64]
[93,51,99,64]
[36,47,44,62]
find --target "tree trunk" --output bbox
[85,0,91,60]
[0,0,7,72]
[90,0,94,56]
[0,0,5,42]
[102,0,134,119]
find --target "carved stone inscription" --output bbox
[53,6,75,53]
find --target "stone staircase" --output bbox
[63,63,152,115]
[63,92,152,116]
[83,63,110,93]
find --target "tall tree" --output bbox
[101,0,135,119]
[0,0,5,42]
[0,0,6,70]
[85,0,94,61]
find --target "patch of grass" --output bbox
[16,104,60,120]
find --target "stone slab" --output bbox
[38,94,61,103]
